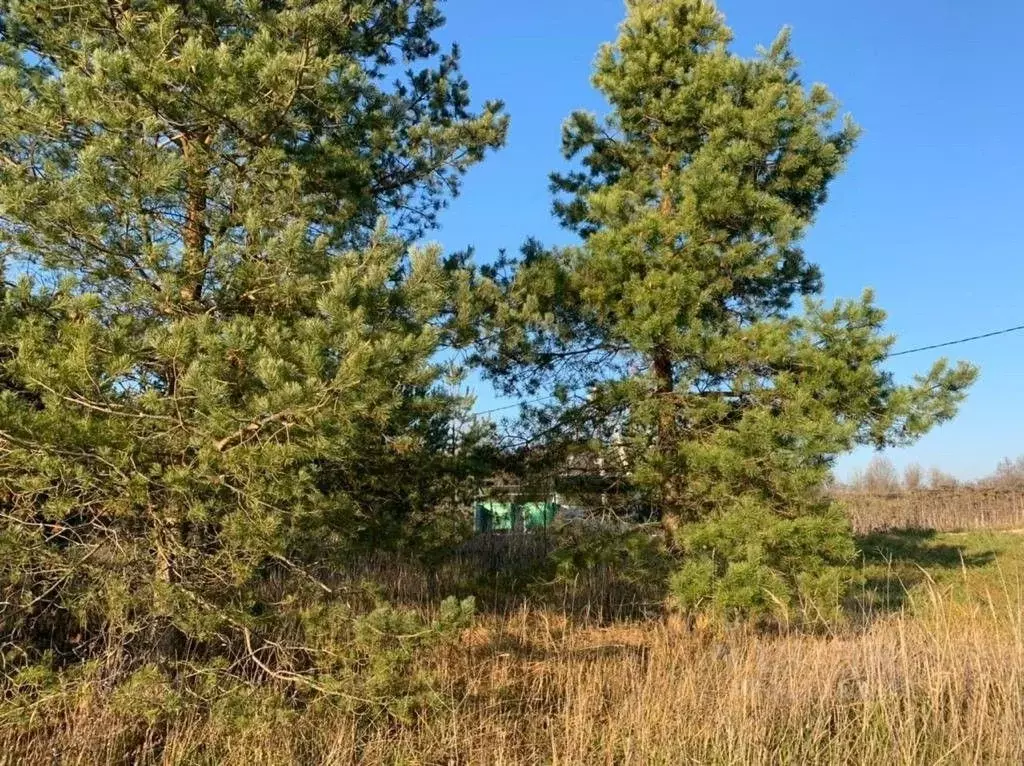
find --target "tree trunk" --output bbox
[179,132,209,304]
[653,345,682,541]
[655,162,683,542]
[151,510,189,659]
[153,511,178,586]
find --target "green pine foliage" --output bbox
[0,0,505,675]
[477,0,977,621]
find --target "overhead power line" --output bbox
[474,394,563,417]
[885,323,1024,358]
[471,321,1024,418]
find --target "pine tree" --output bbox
[0,1,505,663]
[479,0,976,621]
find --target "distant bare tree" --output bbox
[928,467,960,490]
[985,456,1024,489]
[903,463,924,491]
[848,456,901,493]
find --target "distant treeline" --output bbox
[838,455,1024,495]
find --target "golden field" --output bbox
[5,519,1024,765]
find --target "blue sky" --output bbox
[430,0,1024,481]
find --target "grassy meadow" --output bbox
[4,523,1024,765]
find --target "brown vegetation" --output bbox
[3,568,1023,765]
[838,454,1024,533]
[840,487,1024,533]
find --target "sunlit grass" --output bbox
[4,531,1024,764]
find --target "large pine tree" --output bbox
[479,0,976,619]
[0,1,505,660]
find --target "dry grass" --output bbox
[5,531,1024,765]
[841,488,1024,533]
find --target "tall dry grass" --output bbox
[4,571,1024,765]
[841,488,1024,533]
[6,498,1024,765]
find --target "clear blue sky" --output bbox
[430,0,1024,481]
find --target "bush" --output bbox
[0,594,477,754]
[670,498,857,626]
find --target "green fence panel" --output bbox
[474,502,517,532]
[521,502,558,529]
[475,501,559,532]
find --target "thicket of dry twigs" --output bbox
[840,488,1024,533]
